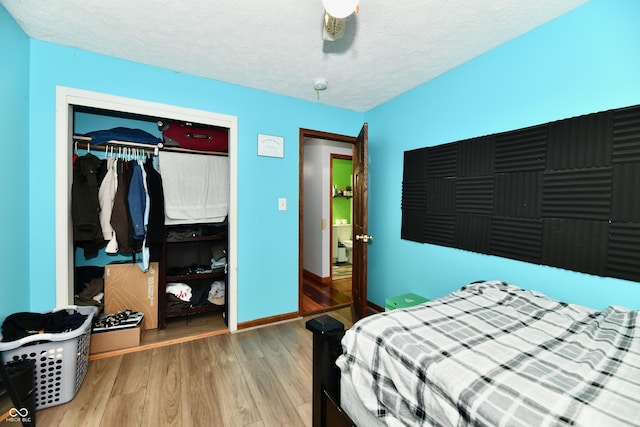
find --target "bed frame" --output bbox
[305,315,355,427]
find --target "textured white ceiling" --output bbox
[1,0,588,112]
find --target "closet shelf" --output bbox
[159,222,228,329]
[73,135,159,156]
[157,145,228,157]
[166,234,226,244]
[73,135,228,156]
[166,271,225,282]
[166,304,224,319]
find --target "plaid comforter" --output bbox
[336,281,640,426]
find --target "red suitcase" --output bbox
[159,121,228,152]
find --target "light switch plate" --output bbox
[278,198,287,211]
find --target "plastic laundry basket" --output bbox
[0,305,97,410]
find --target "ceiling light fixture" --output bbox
[322,0,359,41]
[322,0,359,18]
[323,13,346,41]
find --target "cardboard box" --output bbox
[385,293,429,311]
[104,262,158,330]
[90,326,141,354]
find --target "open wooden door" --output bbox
[351,123,370,321]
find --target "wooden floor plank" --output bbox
[264,351,312,408]
[253,323,289,356]
[258,324,312,407]
[273,320,314,379]
[241,358,306,427]
[301,266,352,315]
[204,332,239,368]
[180,369,222,427]
[40,356,123,427]
[140,345,182,427]
[110,350,152,397]
[209,362,261,426]
[100,392,146,427]
[179,338,215,375]
[228,329,265,362]
[96,351,152,426]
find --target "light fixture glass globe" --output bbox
[322,0,359,18]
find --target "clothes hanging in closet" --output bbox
[98,157,118,253]
[72,148,165,271]
[72,152,104,258]
[133,159,151,272]
[110,159,132,254]
[128,161,146,241]
[144,156,165,248]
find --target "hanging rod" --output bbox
[73,135,159,150]
[73,135,228,156]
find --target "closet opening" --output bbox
[55,87,239,351]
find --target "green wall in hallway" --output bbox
[332,157,352,224]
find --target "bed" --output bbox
[306,280,640,427]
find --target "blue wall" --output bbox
[24,41,362,323]
[365,0,640,310]
[3,0,640,327]
[0,5,30,323]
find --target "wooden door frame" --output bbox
[299,128,356,314]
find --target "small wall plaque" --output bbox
[257,134,284,158]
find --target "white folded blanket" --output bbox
[159,151,229,224]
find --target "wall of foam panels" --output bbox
[401,104,640,282]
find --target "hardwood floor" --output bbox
[301,264,352,315]
[12,307,353,427]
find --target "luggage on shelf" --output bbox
[158,121,228,152]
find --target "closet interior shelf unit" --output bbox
[72,135,228,156]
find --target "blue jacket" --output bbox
[127,162,146,241]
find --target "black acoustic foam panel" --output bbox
[401,103,640,283]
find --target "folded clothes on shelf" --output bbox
[210,257,227,270]
[208,281,225,305]
[166,283,192,302]
[167,264,213,276]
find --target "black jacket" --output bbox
[71,153,104,257]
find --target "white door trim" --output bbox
[55,86,238,332]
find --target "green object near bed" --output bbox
[385,293,429,311]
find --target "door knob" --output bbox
[355,234,373,243]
